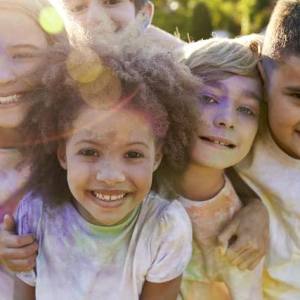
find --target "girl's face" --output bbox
[190,75,261,169]
[0,9,48,128]
[58,106,162,226]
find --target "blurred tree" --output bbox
[190,2,213,40]
[152,0,274,39]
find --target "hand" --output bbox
[0,214,38,272]
[218,199,269,270]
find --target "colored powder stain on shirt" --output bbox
[263,269,293,300]
[16,192,192,300]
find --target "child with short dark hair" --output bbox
[235,1,300,299]
[13,40,199,300]
[50,0,184,50]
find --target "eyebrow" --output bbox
[284,87,300,93]
[75,139,150,149]
[243,90,262,102]
[204,83,262,102]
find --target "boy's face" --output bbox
[58,106,161,226]
[0,9,48,128]
[190,75,261,169]
[265,55,300,159]
[57,0,137,33]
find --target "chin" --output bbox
[0,110,29,129]
[0,118,26,128]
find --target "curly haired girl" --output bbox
[13,40,199,300]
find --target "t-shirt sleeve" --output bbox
[178,177,241,239]
[146,200,192,283]
[14,192,44,287]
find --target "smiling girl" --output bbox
[0,1,63,298]
[13,41,198,300]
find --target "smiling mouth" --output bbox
[200,136,236,149]
[91,191,128,202]
[0,95,23,106]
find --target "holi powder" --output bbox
[39,6,64,35]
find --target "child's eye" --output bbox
[78,148,99,157]
[103,0,120,5]
[124,151,144,159]
[200,95,218,104]
[288,92,300,100]
[70,4,88,13]
[237,106,256,117]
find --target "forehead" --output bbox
[61,0,136,7]
[205,75,261,98]
[272,55,300,84]
[70,106,154,143]
[0,9,47,47]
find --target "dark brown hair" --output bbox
[21,40,200,203]
[134,0,148,10]
[263,0,300,61]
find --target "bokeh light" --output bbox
[66,47,105,84]
[39,6,64,35]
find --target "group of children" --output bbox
[0,0,300,299]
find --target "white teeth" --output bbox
[212,140,226,146]
[0,95,20,104]
[92,191,126,201]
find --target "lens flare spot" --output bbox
[66,48,105,84]
[79,68,122,109]
[39,6,64,35]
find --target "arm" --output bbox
[0,214,37,272]
[146,26,186,50]
[140,277,182,300]
[13,277,35,300]
[218,168,269,270]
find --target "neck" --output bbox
[175,163,225,201]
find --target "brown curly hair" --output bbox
[21,38,200,203]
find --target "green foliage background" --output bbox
[152,0,275,40]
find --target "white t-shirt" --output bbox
[178,177,263,300]
[237,129,300,300]
[16,191,192,300]
[0,148,30,300]
[0,148,29,219]
[0,268,14,300]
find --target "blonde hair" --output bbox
[181,35,262,81]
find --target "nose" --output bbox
[96,161,126,185]
[0,56,16,84]
[213,108,235,129]
[86,1,115,32]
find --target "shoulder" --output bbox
[15,192,44,236]
[138,193,192,282]
[145,26,186,51]
[140,192,192,245]
[16,192,44,218]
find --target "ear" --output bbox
[57,142,67,170]
[153,143,163,172]
[141,1,154,24]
